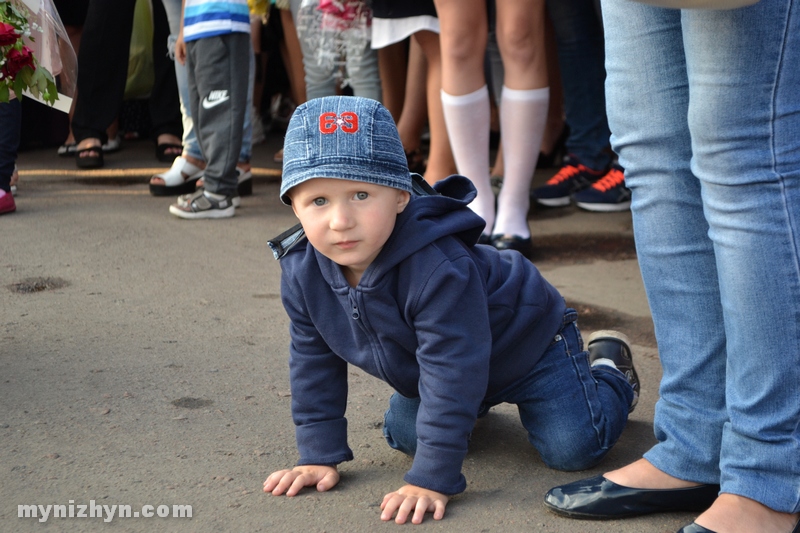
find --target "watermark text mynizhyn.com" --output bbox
[18,500,192,523]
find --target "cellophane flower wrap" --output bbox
[0,0,75,107]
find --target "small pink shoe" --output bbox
[0,189,16,215]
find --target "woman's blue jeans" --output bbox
[161,0,253,163]
[383,311,634,472]
[602,0,800,513]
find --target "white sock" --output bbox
[590,357,619,370]
[441,86,494,233]
[494,86,549,238]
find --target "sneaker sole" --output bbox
[168,204,235,219]
[535,196,571,207]
[576,200,631,212]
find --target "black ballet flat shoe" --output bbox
[544,475,720,520]
[677,524,716,533]
[490,234,533,259]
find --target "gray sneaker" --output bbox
[169,190,235,219]
[177,189,241,208]
[587,330,639,413]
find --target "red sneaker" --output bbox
[0,190,15,215]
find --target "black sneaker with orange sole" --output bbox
[531,155,607,207]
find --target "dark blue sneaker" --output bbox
[531,155,606,207]
[587,329,639,412]
[573,164,631,212]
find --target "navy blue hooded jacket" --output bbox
[278,175,566,495]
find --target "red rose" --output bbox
[2,45,35,80]
[0,22,20,47]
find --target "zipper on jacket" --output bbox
[349,293,360,320]
[348,290,395,387]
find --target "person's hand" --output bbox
[175,33,187,65]
[380,484,449,524]
[263,465,340,497]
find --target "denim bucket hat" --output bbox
[280,96,411,204]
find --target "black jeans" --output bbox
[71,0,181,144]
[0,99,21,193]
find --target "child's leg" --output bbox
[383,392,421,456]
[345,37,382,102]
[186,34,249,196]
[508,311,634,471]
[290,0,337,99]
[239,45,255,164]
[493,86,549,238]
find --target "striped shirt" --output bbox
[183,0,250,42]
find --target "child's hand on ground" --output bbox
[263,465,339,497]
[380,484,449,524]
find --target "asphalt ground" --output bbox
[2,131,699,532]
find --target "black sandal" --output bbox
[75,146,104,169]
[156,143,183,163]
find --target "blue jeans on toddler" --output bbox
[383,309,634,472]
[602,0,800,513]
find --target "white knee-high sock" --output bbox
[441,86,494,233]
[494,86,549,238]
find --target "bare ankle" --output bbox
[696,494,799,533]
[77,138,102,151]
[604,458,702,490]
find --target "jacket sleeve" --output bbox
[403,254,492,495]
[282,274,354,467]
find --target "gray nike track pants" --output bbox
[186,33,250,196]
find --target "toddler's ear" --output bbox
[397,191,411,213]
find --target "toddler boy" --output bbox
[169,0,250,219]
[263,96,639,524]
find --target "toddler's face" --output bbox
[289,178,410,287]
